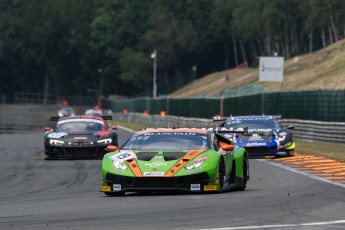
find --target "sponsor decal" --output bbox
[223,134,234,138]
[108,151,136,163]
[102,186,111,192]
[112,184,121,191]
[185,160,204,170]
[144,132,196,136]
[144,162,167,167]
[249,134,263,140]
[246,142,267,147]
[143,172,165,177]
[204,185,217,191]
[194,156,210,163]
[112,161,127,171]
[191,184,201,191]
[248,129,272,132]
[47,132,68,138]
[74,136,87,140]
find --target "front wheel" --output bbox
[44,153,57,160]
[237,154,249,191]
[218,159,225,192]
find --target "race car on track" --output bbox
[44,116,118,159]
[101,127,249,196]
[58,106,75,117]
[85,105,103,116]
[213,115,295,157]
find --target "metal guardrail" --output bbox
[112,112,345,144]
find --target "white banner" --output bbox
[259,57,284,82]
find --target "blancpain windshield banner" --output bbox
[259,57,284,82]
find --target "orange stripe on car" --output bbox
[126,158,143,177]
[165,150,205,177]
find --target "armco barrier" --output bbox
[113,112,345,144]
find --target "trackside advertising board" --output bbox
[259,57,284,82]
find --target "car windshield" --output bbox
[56,121,106,132]
[225,118,282,129]
[121,132,209,150]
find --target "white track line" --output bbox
[117,125,136,134]
[258,159,345,189]
[191,220,345,230]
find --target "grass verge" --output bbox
[295,139,345,162]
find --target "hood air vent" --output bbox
[163,152,186,161]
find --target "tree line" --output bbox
[1,0,344,99]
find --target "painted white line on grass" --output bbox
[258,159,345,189]
[191,219,345,230]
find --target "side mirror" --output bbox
[287,125,295,130]
[107,145,118,152]
[111,125,118,130]
[221,144,234,151]
[44,127,51,132]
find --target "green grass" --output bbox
[113,120,345,163]
[295,139,345,162]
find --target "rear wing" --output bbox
[269,115,282,119]
[50,115,113,122]
[213,127,248,134]
[100,116,113,120]
[50,116,61,121]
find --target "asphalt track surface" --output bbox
[0,128,344,230]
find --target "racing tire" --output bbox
[104,191,125,196]
[218,158,225,192]
[286,149,295,157]
[237,154,249,191]
[44,154,57,160]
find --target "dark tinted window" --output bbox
[225,118,282,129]
[121,132,209,150]
[56,121,105,132]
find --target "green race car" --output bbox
[101,128,249,196]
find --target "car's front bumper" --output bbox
[101,172,220,193]
[45,145,108,158]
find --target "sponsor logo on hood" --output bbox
[144,162,167,167]
[248,129,272,133]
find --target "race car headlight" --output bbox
[113,160,127,171]
[97,138,112,144]
[49,139,64,145]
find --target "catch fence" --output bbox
[102,89,345,122]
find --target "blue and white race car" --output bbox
[213,115,295,157]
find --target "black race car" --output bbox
[58,106,75,117]
[44,116,118,159]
